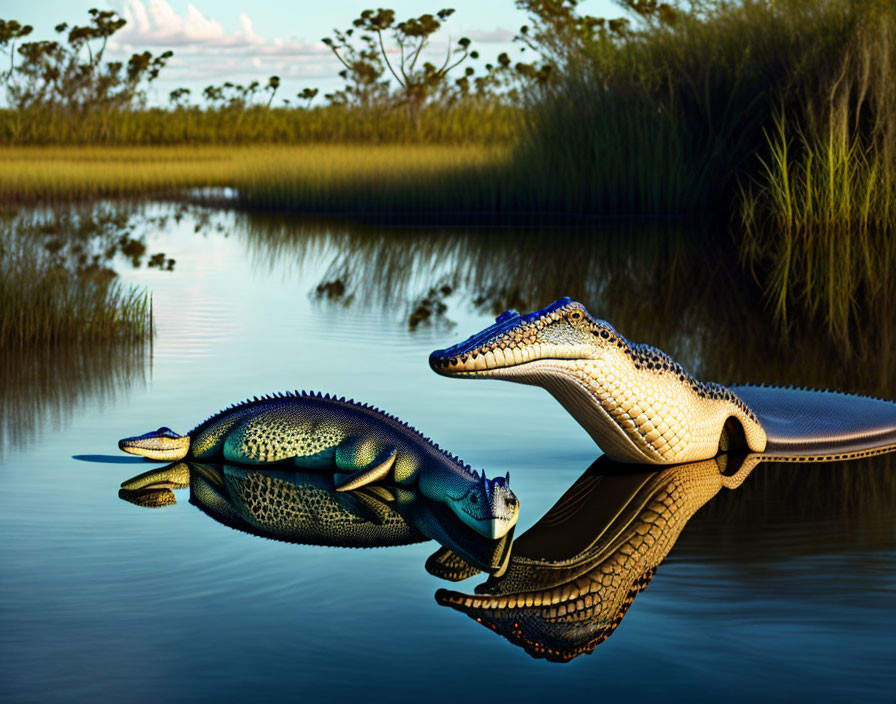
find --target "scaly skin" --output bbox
[119,462,514,572]
[121,462,428,547]
[430,298,767,464]
[436,454,760,662]
[196,464,427,548]
[118,463,191,508]
[118,392,519,539]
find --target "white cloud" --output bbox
[465,27,516,43]
[102,1,513,101]
[162,56,330,81]
[111,0,328,57]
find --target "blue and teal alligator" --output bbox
[118,391,519,539]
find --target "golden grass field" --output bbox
[0,145,511,205]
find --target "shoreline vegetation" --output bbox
[0,208,161,347]
[1,0,894,349]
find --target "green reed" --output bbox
[0,221,152,347]
[738,6,896,342]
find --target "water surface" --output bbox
[1,205,894,702]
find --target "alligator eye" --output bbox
[569,310,583,324]
[469,493,479,503]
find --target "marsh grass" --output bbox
[0,104,519,146]
[236,145,513,215]
[0,147,240,202]
[738,4,896,341]
[516,0,896,347]
[0,145,515,215]
[0,217,152,346]
[2,1,894,348]
[740,117,895,343]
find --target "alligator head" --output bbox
[119,427,190,461]
[430,297,604,377]
[441,470,518,540]
[430,297,766,464]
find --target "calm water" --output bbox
[1,206,894,702]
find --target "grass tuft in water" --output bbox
[738,10,896,340]
[0,216,152,347]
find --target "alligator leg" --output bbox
[333,442,398,492]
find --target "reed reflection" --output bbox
[435,454,761,662]
[1,203,179,455]
[1,343,147,456]
[233,213,895,399]
[119,462,513,574]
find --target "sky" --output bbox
[2,0,619,105]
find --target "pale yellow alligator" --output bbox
[430,298,896,464]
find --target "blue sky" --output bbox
[3,1,618,104]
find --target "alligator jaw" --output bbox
[119,429,190,461]
[445,493,518,540]
[429,297,597,378]
[430,355,586,379]
[431,358,533,379]
[456,514,515,540]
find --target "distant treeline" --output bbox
[0,5,543,144]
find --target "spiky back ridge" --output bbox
[187,390,475,472]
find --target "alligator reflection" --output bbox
[119,462,513,574]
[436,453,760,662]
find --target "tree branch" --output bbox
[377,29,405,87]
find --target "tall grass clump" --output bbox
[517,0,896,347]
[739,3,896,343]
[0,218,152,346]
[518,0,891,216]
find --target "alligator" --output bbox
[117,391,519,539]
[119,462,514,573]
[430,297,896,464]
[435,453,760,662]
